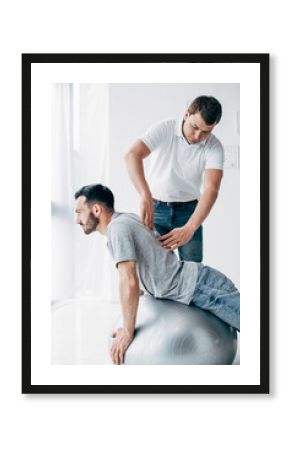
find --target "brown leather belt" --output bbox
[153,198,198,207]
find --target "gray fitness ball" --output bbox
[111,294,237,365]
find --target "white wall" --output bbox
[109,83,240,285]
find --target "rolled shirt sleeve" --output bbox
[204,141,225,170]
[139,120,169,152]
[107,223,137,267]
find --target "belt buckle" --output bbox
[168,201,180,207]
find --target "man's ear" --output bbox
[183,110,190,120]
[91,203,102,218]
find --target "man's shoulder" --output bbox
[149,117,177,133]
[161,117,178,132]
[108,213,141,234]
[140,118,177,151]
[161,117,177,126]
[206,133,223,149]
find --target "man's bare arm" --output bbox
[124,140,154,229]
[111,260,140,365]
[186,169,223,232]
[159,169,223,249]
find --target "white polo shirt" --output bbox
[140,118,224,202]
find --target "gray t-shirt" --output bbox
[107,212,200,305]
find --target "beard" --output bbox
[82,213,99,235]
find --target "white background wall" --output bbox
[109,83,240,284]
[1,2,288,450]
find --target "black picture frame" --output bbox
[22,53,269,394]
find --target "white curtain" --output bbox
[52,83,115,303]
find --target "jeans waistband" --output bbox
[153,198,198,207]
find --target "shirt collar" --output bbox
[175,117,209,147]
[111,211,121,221]
[106,211,120,236]
[174,117,184,138]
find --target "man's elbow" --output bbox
[205,179,223,198]
[125,142,141,161]
[124,148,138,171]
[124,141,149,164]
[205,186,220,199]
[124,148,131,160]
[119,270,139,293]
[128,275,140,293]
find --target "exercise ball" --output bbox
[111,294,237,365]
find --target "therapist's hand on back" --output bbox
[158,225,194,250]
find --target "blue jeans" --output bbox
[192,265,240,331]
[153,200,203,262]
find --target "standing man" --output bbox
[125,95,224,262]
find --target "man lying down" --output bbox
[75,183,240,365]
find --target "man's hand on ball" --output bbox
[111,328,134,365]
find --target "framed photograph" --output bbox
[22,53,269,394]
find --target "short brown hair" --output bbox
[188,96,222,125]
